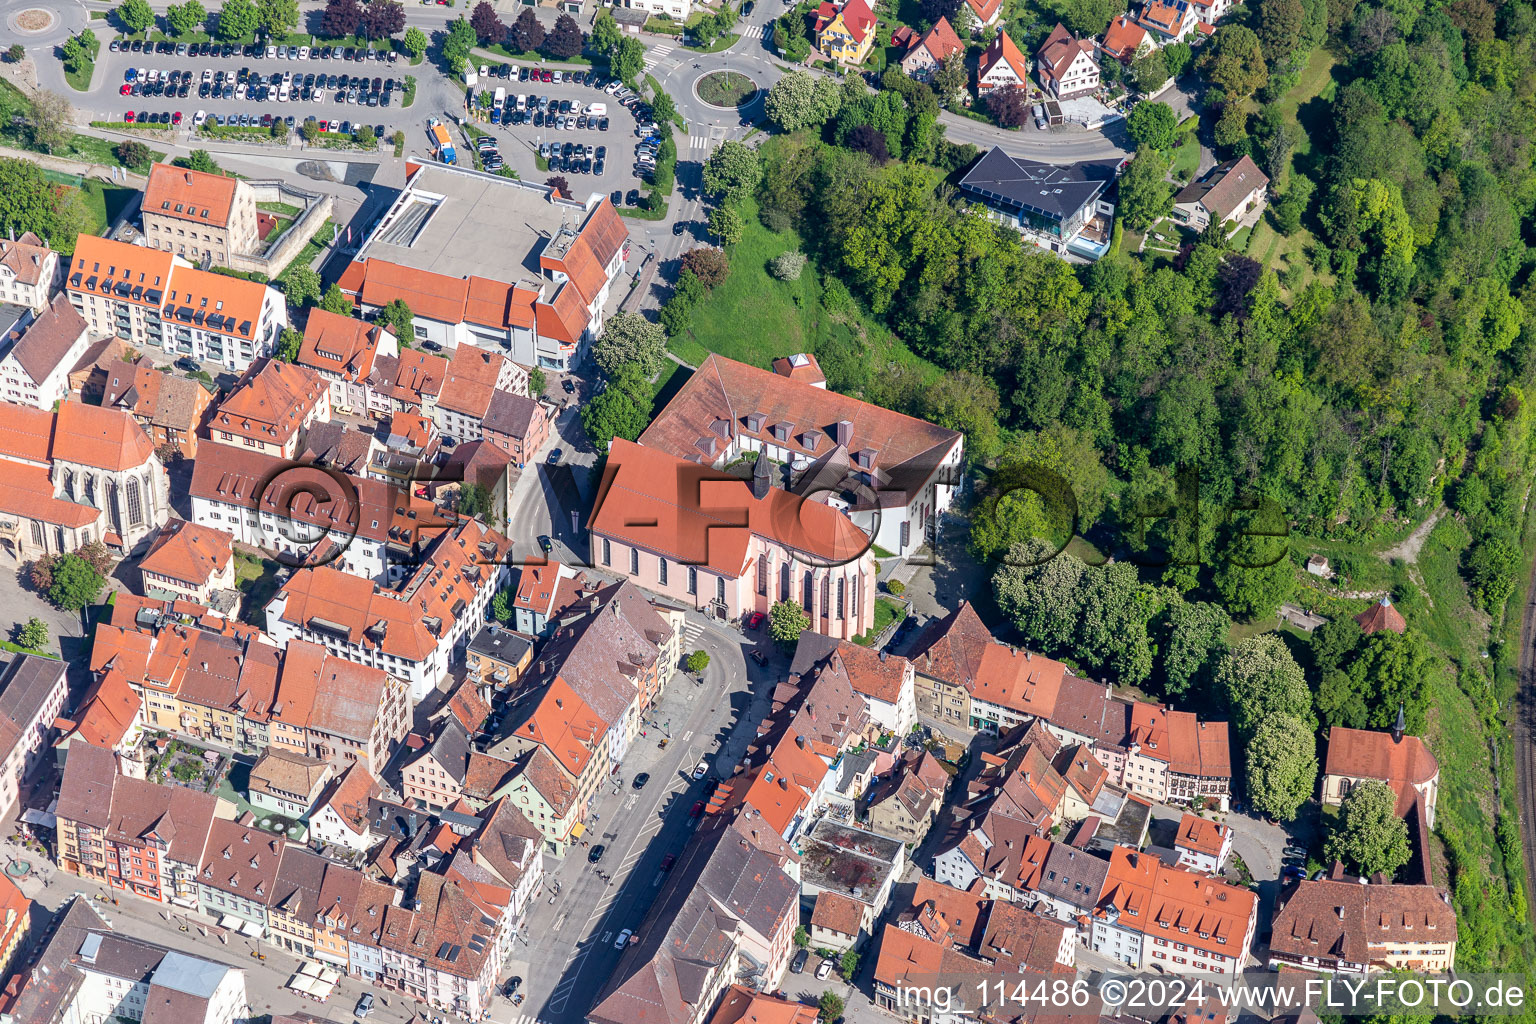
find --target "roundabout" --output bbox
[694,70,758,109]
[10,7,56,33]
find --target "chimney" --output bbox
[795,734,805,749]
[1392,703,1405,744]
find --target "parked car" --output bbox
[614,929,633,949]
[355,993,375,1018]
[660,853,676,870]
[632,772,650,789]
[588,844,606,863]
[816,960,833,981]
[548,448,563,464]
[692,760,710,781]
[791,950,809,975]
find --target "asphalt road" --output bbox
[514,613,780,1024]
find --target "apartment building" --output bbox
[295,307,401,415]
[141,164,260,267]
[102,357,215,457]
[206,358,332,458]
[1091,846,1257,975]
[137,521,236,603]
[0,653,69,822]
[66,235,286,371]
[189,444,439,582]
[0,293,92,409]
[1268,869,1457,973]
[263,517,512,702]
[432,344,529,442]
[0,231,60,312]
[55,745,223,909]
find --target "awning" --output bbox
[20,809,55,829]
[571,822,586,839]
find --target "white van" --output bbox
[516,93,528,111]
[585,102,607,116]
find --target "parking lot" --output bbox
[464,64,663,208]
[96,38,416,142]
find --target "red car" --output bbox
[540,69,552,82]
[124,110,136,123]
[171,110,183,125]
[745,611,764,630]
[660,854,676,871]
[120,83,132,95]
[689,800,704,818]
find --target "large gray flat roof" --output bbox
[361,162,596,284]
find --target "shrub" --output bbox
[769,250,805,281]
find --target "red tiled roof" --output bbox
[298,308,394,382]
[60,667,141,750]
[1355,597,1407,634]
[1100,14,1148,59]
[906,16,964,63]
[1175,813,1229,857]
[143,165,240,229]
[590,439,872,576]
[138,521,234,587]
[212,359,327,446]
[1324,727,1438,814]
[980,31,1030,83]
[811,890,865,936]
[966,0,1003,21]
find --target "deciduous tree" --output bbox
[1131,49,1169,91]
[1214,634,1313,738]
[363,0,405,38]
[708,205,744,245]
[283,265,321,307]
[403,25,428,60]
[769,600,811,650]
[1325,779,1411,877]
[257,0,299,39]
[611,35,644,84]
[987,86,1030,128]
[378,298,413,340]
[509,9,544,52]
[542,13,583,58]
[320,283,353,316]
[442,16,477,73]
[769,250,806,280]
[165,0,208,36]
[320,0,363,36]
[702,140,761,202]
[14,617,48,652]
[1115,149,1173,229]
[764,71,841,132]
[47,553,105,611]
[681,247,730,287]
[470,2,505,45]
[1199,25,1268,96]
[1160,599,1231,698]
[580,366,649,451]
[1246,713,1317,821]
[591,10,622,55]
[215,0,259,40]
[1127,100,1178,149]
[117,0,156,34]
[593,311,668,379]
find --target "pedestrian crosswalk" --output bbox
[681,619,705,648]
[759,23,774,38]
[642,43,675,72]
[688,134,713,152]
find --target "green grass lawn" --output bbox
[272,218,334,284]
[1274,48,1338,191]
[1168,134,1200,182]
[64,51,97,92]
[675,195,942,388]
[852,596,907,646]
[257,201,303,218]
[233,552,282,624]
[76,181,136,236]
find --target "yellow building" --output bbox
[814,0,877,65]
